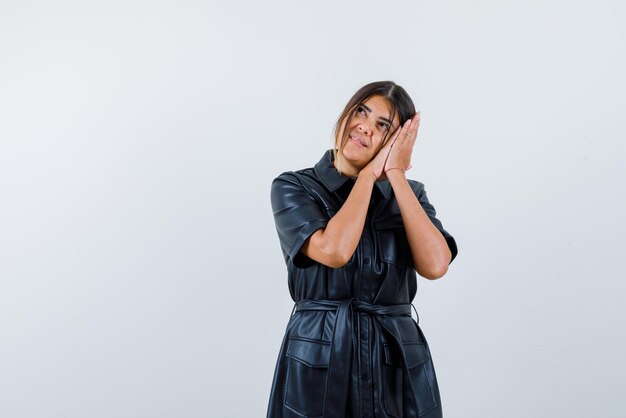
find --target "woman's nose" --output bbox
[358,123,372,136]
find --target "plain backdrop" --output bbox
[1,1,625,417]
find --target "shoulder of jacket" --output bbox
[271,168,316,189]
[273,167,314,182]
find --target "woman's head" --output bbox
[332,81,416,176]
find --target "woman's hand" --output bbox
[384,111,420,174]
[359,132,397,181]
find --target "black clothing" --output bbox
[267,149,458,418]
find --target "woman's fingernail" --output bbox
[406,119,411,125]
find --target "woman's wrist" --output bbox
[385,168,406,181]
[357,169,378,184]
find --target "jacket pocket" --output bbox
[375,220,411,267]
[382,341,437,417]
[284,338,331,417]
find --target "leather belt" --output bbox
[293,298,424,418]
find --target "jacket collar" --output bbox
[313,149,392,200]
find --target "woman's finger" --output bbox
[406,112,418,134]
[410,112,420,145]
[399,118,412,144]
[401,112,418,146]
[383,130,399,152]
[413,112,421,133]
[385,125,402,148]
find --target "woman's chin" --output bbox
[340,148,369,174]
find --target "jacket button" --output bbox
[364,257,370,264]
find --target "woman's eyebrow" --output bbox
[361,103,393,125]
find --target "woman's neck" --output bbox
[333,153,360,178]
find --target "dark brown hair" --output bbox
[332,81,416,174]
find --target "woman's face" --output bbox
[335,95,399,176]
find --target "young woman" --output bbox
[267,81,458,418]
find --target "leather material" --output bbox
[267,149,458,418]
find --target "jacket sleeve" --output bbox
[270,172,328,268]
[415,182,458,265]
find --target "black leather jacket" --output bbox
[267,149,458,418]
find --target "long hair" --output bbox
[332,81,416,175]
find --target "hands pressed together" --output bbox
[362,111,421,181]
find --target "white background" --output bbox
[1,1,625,417]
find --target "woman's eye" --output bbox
[379,122,390,130]
[357,106,366,115]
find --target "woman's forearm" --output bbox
[319,172,375,266]
[387,169,451,279]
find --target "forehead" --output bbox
[363,95,391,112]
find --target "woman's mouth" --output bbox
[349,135,367,147]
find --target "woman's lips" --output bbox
[349,134,367,147]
